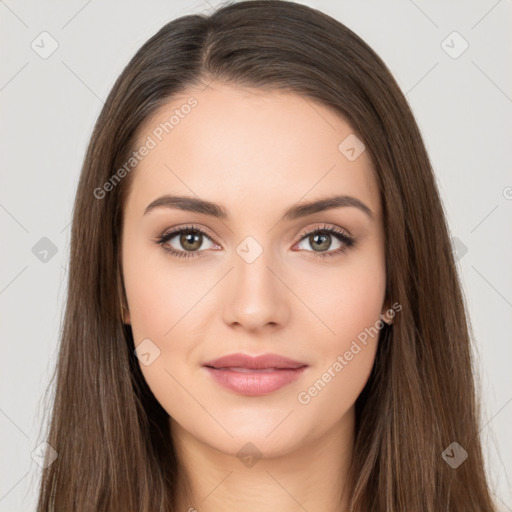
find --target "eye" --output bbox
[154,223,356,260]
[294,224,356,259]
[154,224,218,260]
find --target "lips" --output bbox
[203,352,307,370]
[203,352,309,396]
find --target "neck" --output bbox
[170,408,355,512]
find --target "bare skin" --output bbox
[121,81,392,511]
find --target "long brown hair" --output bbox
[37,1,497,510]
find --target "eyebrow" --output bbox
[144,194,374,221]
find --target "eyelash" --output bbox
[153,223,356,260]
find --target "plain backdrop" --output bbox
[1,0,511,510]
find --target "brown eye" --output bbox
[155,225,218,259]
[178,230,203,251]
[295,225,355,259]
[307,232,333,252]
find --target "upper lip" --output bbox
[203,352,308,370]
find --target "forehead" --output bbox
[126,81,380,219]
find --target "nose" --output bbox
[222,248,290,332]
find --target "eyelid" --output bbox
[159,223,218,244]
[295,223,352,241]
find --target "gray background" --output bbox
[1,0,511,510]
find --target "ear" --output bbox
[380,298,394,325]
[117,263,131,325]
[123,306,131,325]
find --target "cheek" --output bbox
[294,252,386,355]
[123,255,195,418]
[122,241,211,415]
[122,234,203,341]
[292,295,384,429]
[291,252,386,410]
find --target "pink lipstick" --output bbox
[203,352,308,396]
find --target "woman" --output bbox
[37,1,497,510]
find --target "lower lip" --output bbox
[204,366,308,396]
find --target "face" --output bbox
[121,81,390,458]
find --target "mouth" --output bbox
[202,352,309,396]
[208,367,298,372]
